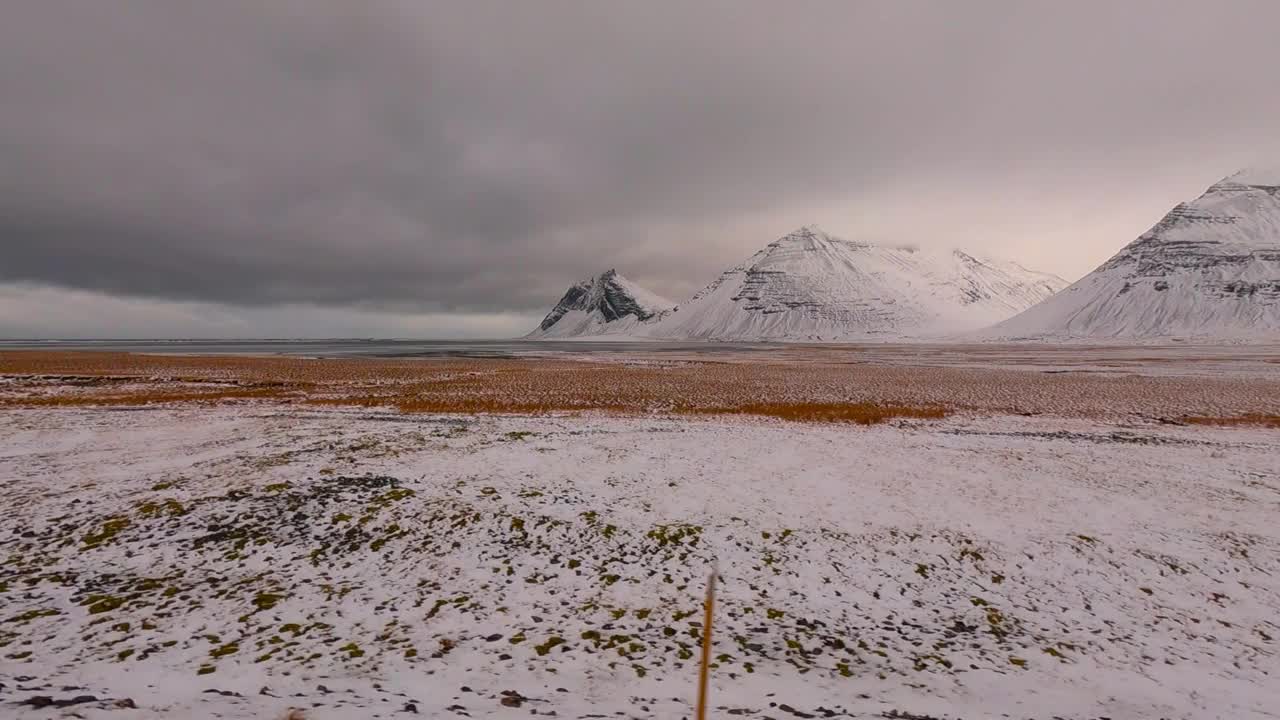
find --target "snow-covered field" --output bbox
[3,404,1277,719]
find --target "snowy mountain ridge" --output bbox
[529,226,1068,340]
[650,226,1068,340]
[985,168,1280,341]
[1223,165,1280,187]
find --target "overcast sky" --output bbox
[3,1,1279,338]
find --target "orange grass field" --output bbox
[2,350,1279,425]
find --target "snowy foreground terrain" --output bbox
[2,405,1277,719]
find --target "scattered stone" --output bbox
[500,690,529,708]
[20,695,98,708]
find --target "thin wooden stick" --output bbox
[696,562,718,720]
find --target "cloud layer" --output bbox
[3,1,1279,336]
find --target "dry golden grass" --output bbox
[392,397,630,415]
[0,362,944,423]
[1182,413,1280,429]
[0,385,299,408]
[4,350,1280,423]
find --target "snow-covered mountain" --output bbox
[985,167,1280,341]
[648,226,1067,340]
[526,269,674,339]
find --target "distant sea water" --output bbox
[0,339,785,359]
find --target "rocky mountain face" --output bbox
[526,269,674,339]
[648,227,1066,340]
[987,168,1280,340]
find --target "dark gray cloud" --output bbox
[2,1,1279,333]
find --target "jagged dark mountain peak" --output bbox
[528,270,674,338]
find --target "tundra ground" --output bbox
[2,407,1278,719]
[1,351,1278,719]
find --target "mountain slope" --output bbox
[986,167,1280,340]
[649,226,1067,340]
[526,269,674,339]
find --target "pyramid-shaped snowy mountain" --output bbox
[986,168,1280,341]
[648,226,1067,340]
[526,269,675,339]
